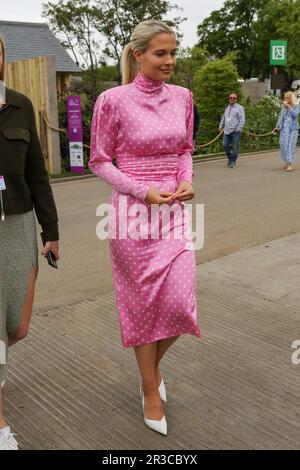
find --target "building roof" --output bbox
[0,20,81,73]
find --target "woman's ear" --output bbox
[133,49,142,64]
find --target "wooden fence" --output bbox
[4,55,61,174]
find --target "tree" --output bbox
[92,0,185,79]
[252,0,300,84]
[42,0,185,82]
[192,57,241,142]
[244,94,281,133]
[197,0,266,79]
[170,46,208,89]
[197,0,300,83]
[252,0,282,80]
[42,0,101,72]
[272,0,300,84]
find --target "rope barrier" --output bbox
[41,110,91,149]
[41,109,278,151]
[196,127,276,148]
[243,129,275,137]
[42,110,67,134]
[197,129,224,148]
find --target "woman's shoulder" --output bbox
[96,83,134,103]
[165,83,193,98]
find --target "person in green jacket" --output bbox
[0,35,60,450]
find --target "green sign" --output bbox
[270,40,287,65]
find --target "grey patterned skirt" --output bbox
[0,210,39,385]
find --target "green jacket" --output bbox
[0,87,59,241]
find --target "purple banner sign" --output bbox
[67,95,84,174]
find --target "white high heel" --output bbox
[140,386,167,436]
[158,378,167,402]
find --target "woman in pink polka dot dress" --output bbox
[89,20,201,436]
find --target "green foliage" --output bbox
[272,0,300,82]
[240,94,281,151]
[57,85,106,172]
[253,0,300,82]
[94,65,119,82]
[192,57,241,145]
[93,0,185,67]
[81,65,119,85]
[57,98,68,172]
[244,94,281,132]
[170,46,208,89]
[197,0,266,79]
[42,0,101,72]
[197,0,300,82]
[43,0,185,80]
[194,94,282,155]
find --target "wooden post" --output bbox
[43,55,61,175]
[4,55,62,175]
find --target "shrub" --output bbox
[192,57,241,147]
[57,81,107,173]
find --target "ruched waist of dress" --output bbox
[116,154,178,181]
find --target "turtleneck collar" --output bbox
[133,72,164,93]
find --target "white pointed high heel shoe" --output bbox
[140,386,167,436]
[158,378,167,402]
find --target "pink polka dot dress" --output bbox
[89,72,201,348]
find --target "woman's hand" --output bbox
[145,187,174,205]
[171,181,195,202]
[273,127,279,133]
[41,240,60,261]
[284,100,291,109]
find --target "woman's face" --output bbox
[284,95,292,105]
[134,33,177,82]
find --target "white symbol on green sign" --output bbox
[270,40,287,65]
[273,46,285,60]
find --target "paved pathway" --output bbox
[4,151,300,449]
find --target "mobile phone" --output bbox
[40,232,58,269]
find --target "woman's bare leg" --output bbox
[8,266,36,347]
[134,342,164,420]
[154,336,179,385]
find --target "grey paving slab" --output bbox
[34,149,300,311]
[4,233,300,449]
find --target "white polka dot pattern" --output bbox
[89,72,201,348]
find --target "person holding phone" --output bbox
[0,35,59,450]
[273,91,299,172]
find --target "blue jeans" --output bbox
[223,131,241,163]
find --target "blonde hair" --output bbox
[0,35,5,82]
[120,20,175,85]
[284,91,297,106]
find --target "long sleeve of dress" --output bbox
[89,92,151,201]
[176,90,195,185]
[289,104,300,119]
[276,107,283,130]
[277,105,300,129]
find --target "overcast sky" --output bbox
[0,0,225,47]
